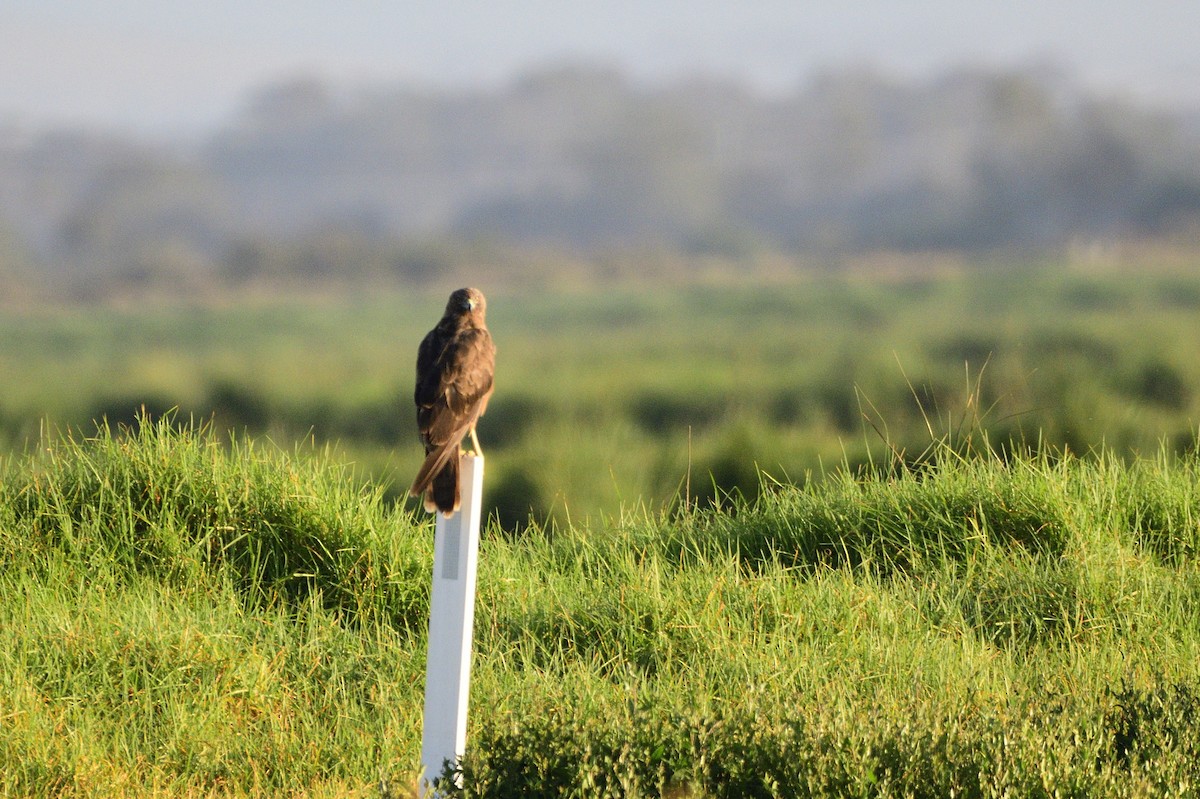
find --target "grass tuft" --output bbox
[3,414,429,630]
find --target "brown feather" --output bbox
[408,287,495,516]
[429,456,459,514]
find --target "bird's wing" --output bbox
[410,326,494,500]
[417,326,495,449]
[414,327,443,410]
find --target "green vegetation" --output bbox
[3,259,1200,528]
[5,259,1200,794]
[4,416,1200,796]
[0,418,418,795]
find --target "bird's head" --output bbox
[446,287,487,318]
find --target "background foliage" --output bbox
[5,64,1200,299]
[3,256,1199,529]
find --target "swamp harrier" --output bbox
[409,287,495,516]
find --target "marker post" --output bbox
[419,454,484,797]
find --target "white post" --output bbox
[420,454,484,796]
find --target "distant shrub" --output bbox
[204,379,272,430]
[475,393,548,448]
[811,379,862,433]
[929,333,999,366]
[1126,359,1191,410]
[629,391,727,435]
[1023,329,1117,363]
[1058,278,1129,311]
[303,394,409,443]
[766,388,810,426]
[1153,276,1200,309]
[88,395,180,431]
[486,465,546,533]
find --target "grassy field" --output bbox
[3,258,1200,527]
[4,258,1200,795]
[3,416,1200,796]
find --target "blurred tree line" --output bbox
[2,63,1200,296]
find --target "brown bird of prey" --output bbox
[409,287,495,516]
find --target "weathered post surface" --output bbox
[420,454,484,797]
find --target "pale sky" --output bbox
[3,1,1200,137]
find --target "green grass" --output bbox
[5,417,1200,796]
[1,418,430,797]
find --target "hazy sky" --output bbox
[4,1,1200,136]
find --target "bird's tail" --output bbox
[409,442,462,516]
[429,456,460,516]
